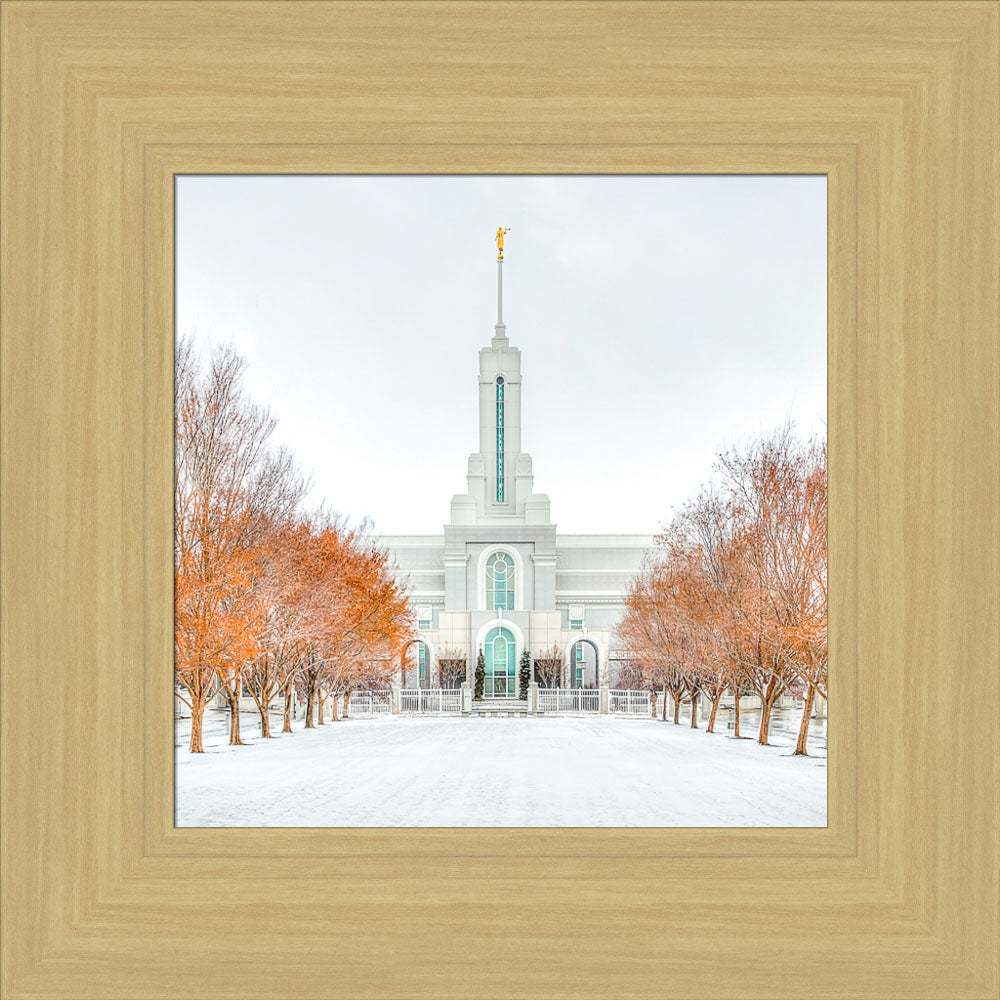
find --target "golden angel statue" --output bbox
[495,227,510,259]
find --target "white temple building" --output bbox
[380,234,652,697]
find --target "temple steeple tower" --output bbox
[447,229,551,526]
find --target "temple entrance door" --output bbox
[484,626,516,698]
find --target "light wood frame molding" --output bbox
[2,4,997,998]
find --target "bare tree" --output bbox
[437,647,468,689]
[534,644,565,689]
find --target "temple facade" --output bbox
[380,241,651,696]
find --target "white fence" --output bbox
[537,688,600,714]
[400,688,462,715]
[610,689,652,716]
[343,687,662,718]
[347,690,392,716]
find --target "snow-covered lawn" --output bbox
[175,714,826,827]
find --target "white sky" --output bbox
[176,175,826,534]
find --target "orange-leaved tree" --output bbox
[621,424,827,750]
[174,340,306,751]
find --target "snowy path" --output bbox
[175,715,826,827]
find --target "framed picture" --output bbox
[2,4,996,999]
[172,174,829,830]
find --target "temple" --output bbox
[380,233,651,697]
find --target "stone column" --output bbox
[528,681,538,715]
[391,682,401,715]
[599,684,609,715]
[813,694,827,719]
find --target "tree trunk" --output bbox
[283,685,294,733]
[758,696,774,745]
[304,683,315,728]
[331,693,340,721]
[733,694,741,739]
[690,692,699,728]
[227,689,244,745]
[794,683,815,756]
[258,700,272,738]
[343,690,351,718]
[707,692,721,733]
[189,692,206,753]
[317,689,326,725]
[661,689,667,721]
[673,692,681,725]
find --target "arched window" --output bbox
[485,551,515,610]
[570,640,598,688]
[408,640,428,688]
[484,626,516,698]
[417,641,427,686]
[495,376,505,502]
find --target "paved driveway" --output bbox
[175,714,826,827]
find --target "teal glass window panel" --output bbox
[486,552,515,610]
[483,626,516,697]
[495,377,505,502]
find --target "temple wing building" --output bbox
[379,240,652,696]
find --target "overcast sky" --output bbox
[177,175,826,535]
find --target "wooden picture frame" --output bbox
[2,3,997,997]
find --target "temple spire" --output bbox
[494,227,510,342]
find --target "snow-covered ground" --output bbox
[175,713,826,827]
